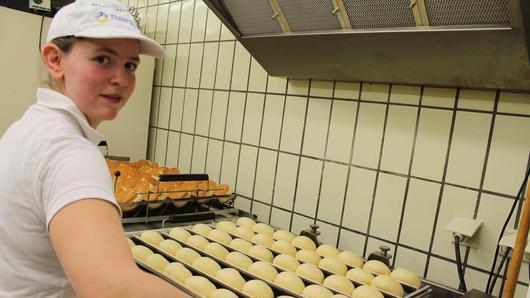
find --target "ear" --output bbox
[41,43,65,81]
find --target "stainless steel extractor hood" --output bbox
[203,0,530,91]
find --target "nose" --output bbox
[110,67,133,87]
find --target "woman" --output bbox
[0,1,190,297]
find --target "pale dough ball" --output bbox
[337,250,364,268]
[371,275,404,297]
[237,217,257,229]
[145,253,170,272]
[186,234,210,250]
[175,247,201,264]
[295,249,321,266]
[291,235,316,251]
[252,223,275,236]
[363,260,391,276]
[276,296,296,298]
[158,239,182,255]
[272,230,295,242]
[216,221,237,233]
[274,271,305,294]
[204,242,230,260]
[351,285,384,298]
[169,227,191,242]
[273,254,300,272]
[229,238,253,253]
[211,288,238,298]
[192,256,222,276]
[127,238,135,248]
[323,274,355,295]
[247,261,278,282]
[332,295,350,298]
[192,223,213,236]
[140,230,165,247]
[224,251,253,270]
[248,244,274,262]
[131,245,153,262]
[319,257,347,275]
[252,233,276,248]
[390,268,421,288]
[163,262,192,284]
[271,240,297,256]
[185,276,217,298]
[242,279,274,298]
[216,268,246,291]
[302,284,333,298]
[208,229,233,245]
[346,268,374,285]
[234,226,255,240]
[316,244,340,258]
[296,263,324,283]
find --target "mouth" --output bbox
[100,94,123,103]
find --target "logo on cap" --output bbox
[95,11,109,23]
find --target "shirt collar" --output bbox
[36,88,106,146]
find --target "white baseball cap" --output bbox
[46,0,165,58]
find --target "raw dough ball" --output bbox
[158,239,182,255]
[145,253,170,272]
[242,279,274,298]
[323,274,355,295]
[346,268,374,285]
[272,230,295,242]
[291,236,316,251]
[185,276,217,298]
[319,257,348,275]
[252,233,276,248]
[237,217,257,228]
[390,268,421,288]
[337,250,364,268]
[302,284,333,298]
[192,256,221,276]
[371,275,404,297]
[204,242,230,260]
[127,238,135,248]
[295,249,321,266]
[175,247,201,264]
[216,268,246,290]
[351,285,384,298]
[273,254,300,272]
[252,223,275,236]
[131,245,153,262]
[224,251,253,270]
[192,223,213,236]
[296,263,324,283]
[332,295,350,298]
[208,229,233,245]
[229,238,253,253]
[247,261,278,282]
[186,234,209,250]
[140,230,165,247]
[316,244,340,258]
[248,244,274,262]
[271,240,297,256]
[234,226,255,240]
[363,260,391,276]
[169,227,191,242]
[163,262,192,284]
[274,271,305,294]
[211,289,238,298]
[216,221,238,233]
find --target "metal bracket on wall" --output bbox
[268,0,291,32]
[410,0,430,26]
[331,0,352,29]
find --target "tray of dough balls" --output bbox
[207,217,429,298]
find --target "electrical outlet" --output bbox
[29,0,51,12]
[499,229,530,263]
[445,217,483,248]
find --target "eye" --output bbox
[94,56,111,65]
[125,62,138,72]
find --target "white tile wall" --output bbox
[224,92,245,142]
[351,103,386,168]
[254,149,277,205]
[370,173,407,242]
[294,157,322,217]
[191,136,207,173]
[236,145,258,197]
[260,95,285,150]
[326,100,356,163]
[317,162,348,225]
[280,96,307,154]
[380,105,417,174]
[302,98,331,158]
[274,153,300,210]
[209,91,229,139]
[242,93,265,145]
[195,90,213,137]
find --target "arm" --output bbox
[49,198,191,298]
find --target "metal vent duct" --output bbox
[204,0,530,91]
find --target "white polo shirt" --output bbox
[0,88,119,297]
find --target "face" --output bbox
[58,38,140,128]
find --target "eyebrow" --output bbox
[98,47,140,62]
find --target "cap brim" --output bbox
[75,27,165,58]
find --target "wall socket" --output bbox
[29,0,51,12]
[499,229,530,263]
[445,217,483,249]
